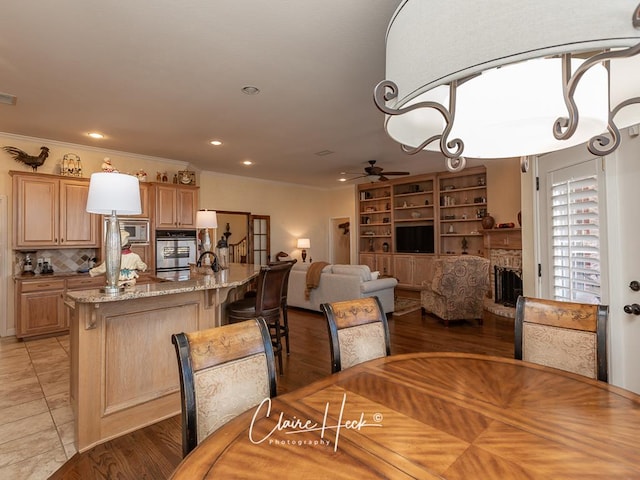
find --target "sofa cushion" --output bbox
[331,265,371,282]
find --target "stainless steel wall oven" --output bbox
[155,230,197,280]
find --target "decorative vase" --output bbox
[517,211,522,227]
[481,214,495,230]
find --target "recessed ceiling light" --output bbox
[209,140,223,146]
[243,160,253,166]
[241,86,260,95]
[88,132,104,139]
[338,178,347,182]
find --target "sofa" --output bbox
[287,263,398,314]
[421,255,490,326]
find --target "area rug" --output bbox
[394,297,422,316]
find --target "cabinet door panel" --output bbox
[60,180,99,246]
[393,256,414,287]
[177,188,197,227]
[155,186,177,227]
[19,291,65,337]
[15,176,58,247]
[413,256,435,288]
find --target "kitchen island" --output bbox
[65,263,260,452]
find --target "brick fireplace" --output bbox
[483,228,522,318]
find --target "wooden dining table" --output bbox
[169,352,640,479]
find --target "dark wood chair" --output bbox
[320,296,391,373]
[171,318,277,457]
[227,262,294,374]
[514,296,608,382]
[270,258,297,355]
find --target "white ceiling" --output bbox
[0,0,471,188]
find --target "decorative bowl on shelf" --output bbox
[411,211,421,219]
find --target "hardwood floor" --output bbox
[49,307,514,480]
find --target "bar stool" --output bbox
[226,262,293,374]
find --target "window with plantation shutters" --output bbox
[550,172,601,303]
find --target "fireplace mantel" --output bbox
[483,228,521,251]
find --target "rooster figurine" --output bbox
[3,146,49,171]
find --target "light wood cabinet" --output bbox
[153,184,199,229]
[12,172,100,248]
[438,167,487,256]
[15,278,66,338]
[360,253,393,277]
[17,273,162,339]
[393,255,436,289]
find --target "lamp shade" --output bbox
[297,238,311,249]
[86,172,141,215]
[196,210,218,228]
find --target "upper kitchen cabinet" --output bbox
[12,172,100,249]
[153,183,199,229]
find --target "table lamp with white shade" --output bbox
[86,172,141,294]
[297,238,311,263]
[196,209,218,265]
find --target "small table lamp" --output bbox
[196,210,218,265]
[86,172,141,294]
[297,238,311,263]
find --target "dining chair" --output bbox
[320,296,391,373]
[227,261,294,374]
[514,295,608,382]
[171,318,277,457]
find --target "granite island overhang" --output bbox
[64,263,260,452]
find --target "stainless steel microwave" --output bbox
[105,218,150,245]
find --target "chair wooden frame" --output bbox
[514,296,608,382]
[321,296,391,374]
[171,317,277,457]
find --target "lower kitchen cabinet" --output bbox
[15,278,66,338]
[16,275,106,338]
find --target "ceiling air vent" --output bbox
[0,92,17,105]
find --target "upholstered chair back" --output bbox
[321,296,391,373]
[171,318,277,457]
[514,296,608,382]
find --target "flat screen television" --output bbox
[395,225,435,253]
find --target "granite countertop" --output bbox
[65,264,260,304]
[14,271,93,280]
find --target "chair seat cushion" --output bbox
[227,297,257,319]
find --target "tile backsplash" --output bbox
[14,249,98,275]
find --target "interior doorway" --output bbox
[330,217,350,265]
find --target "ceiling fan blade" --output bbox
[378,175,389,181]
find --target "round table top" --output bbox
[170,352,640,479]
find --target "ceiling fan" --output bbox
[345,160,410,182]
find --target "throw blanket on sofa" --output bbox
[305,261,330,300]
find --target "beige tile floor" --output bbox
[0,334,75,480]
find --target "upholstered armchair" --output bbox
[421,255,490,326]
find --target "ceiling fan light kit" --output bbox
[346,160,410,182]
[374,0,640,172]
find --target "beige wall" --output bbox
[485,158,522,226]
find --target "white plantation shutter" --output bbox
[550,172,601,303]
